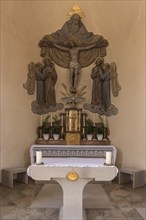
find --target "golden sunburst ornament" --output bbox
[67,3,86,18]
[66,171,79,181]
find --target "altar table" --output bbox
[30,144,117,164]
[28,155,118,220]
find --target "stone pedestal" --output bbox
[54,178,91,220]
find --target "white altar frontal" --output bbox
[28,145,118,220]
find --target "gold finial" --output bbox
[67,3,86,18]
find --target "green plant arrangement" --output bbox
[96,125,105,134]
[42,115,50,134]
[95,115,105,135]
[85,118,94,134]
[52,115,61,134]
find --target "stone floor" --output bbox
[0,178,146,220]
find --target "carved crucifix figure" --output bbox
[54,41,95,93]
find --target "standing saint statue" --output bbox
[35,62,46,106]
[100,63,111,111]
[43,58,57,107]
[91,57,104,107]
[84,60,121,116]
[23,58,64,114]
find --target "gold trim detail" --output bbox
[66,3,86,18]
[66,171,79,181]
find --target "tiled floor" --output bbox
[0,178,146,220]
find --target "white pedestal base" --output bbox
[54,178,91,220]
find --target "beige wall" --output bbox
[0,1,145,181]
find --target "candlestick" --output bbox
[106,151,112,165]
[36,151,42,164]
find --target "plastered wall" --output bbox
[0,1,145,181]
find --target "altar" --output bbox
[28,145,118,220]
[30,144,117,164]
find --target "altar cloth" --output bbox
[41,157,106,167]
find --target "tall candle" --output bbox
[106,151,112,165]
[94,115,96,126]
[36,151,42,164]
[40,115,43,127]
[50,115,52,126]
[103,115,106,127]
[61,115,63,126]
[83,115,85,126]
